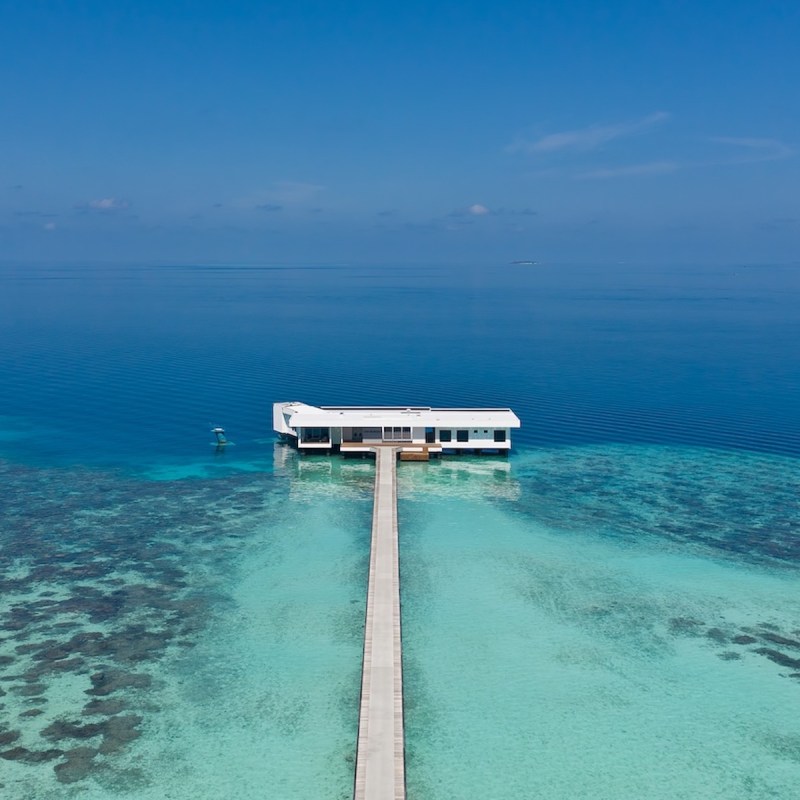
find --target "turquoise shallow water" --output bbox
[399,448,800,799]
[0,450,371,798]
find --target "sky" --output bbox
[1,0,798,265]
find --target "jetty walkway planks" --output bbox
[354,446,406,800]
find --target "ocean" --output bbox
[1,262,798,798]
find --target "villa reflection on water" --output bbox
[273,441,522,502]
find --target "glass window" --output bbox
[303,427,329,442]
[440,429,452,442]
[494,429,506,443]
[456,429,469,442]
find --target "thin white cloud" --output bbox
[448,203,492,218]
[247,181,324,207]
[509,112,670,154]
[43,221,57,231]
[271,180,324,203]
[87,197,129,211]
[574,137,793,179]
[710,137,794,163]
[507,126,792,182]
[576,161,679,180]
[447,203,535,218]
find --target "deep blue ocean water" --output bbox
[2,262,799,468]
[1,262,799,798]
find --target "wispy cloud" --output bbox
[710,137,794,163]
[576,161,679,180]
[449,204,538,219]
[757,217,797,232]
[238,181,324,212]
[521,132,793,180]
[509,112,670,154]
[76,197,130,212]
[270,180,324,203]
[249,181,324,207]
[449,203,492,218]
[494,207,537,216]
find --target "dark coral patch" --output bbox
[41,719,105,741]
[33,645,72,662]
[0,729,22,745]
[54,746,98,784]
[98,715,143,754]
[0,746,63,763]
[66,563,112,580]
[705,628,728,644]
[16,642,52,655]
[11,683,47,697]
[669,617,704,635]
[754,648,800,670]
[761,632,800,650]
[42,656,87,675]
[732,635,757,645]
[86,668,152,696]
[66,631,106,655]
[83,698,126,716]
[106,625,173,663]
[41,713,144,757]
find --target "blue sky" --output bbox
[1,0,798,264]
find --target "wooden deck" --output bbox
[399,451,428,461]
[341,441,441,457]
[341,441,409,448]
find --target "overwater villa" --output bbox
[273,401,521,459]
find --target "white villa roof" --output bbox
[284,405,521,429]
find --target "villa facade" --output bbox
[273,401,521,456]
